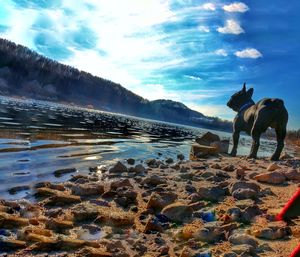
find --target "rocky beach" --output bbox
[1,137,299,256]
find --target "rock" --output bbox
[230,181,260,194]
[161,202,193,222]
[0,212,29,229]
[197,186,225,202]
[190,144,218,159]
[46,218,74,231]
[72,203,100,222]
[195,132,220,146]
[229,233,258,247]
[232,188,257,200]
[132,164,146,174]
[54,167,76,177]
[251,222,291,240]
[267,163,280,171]
[285,169,300,181]
[254,171,286,184]
[110,178,132,190]
[210,163,221,169]
[165,158,174,164]
[223,164,235,172]
[109,161,127,173]
[56,238,85,250]
[35,187,61,197]
[47,194,81,205]
[96,207,135,226]
[280,152,293,160]
[142,175,166,186]
[232,244,255,255]
[77,247,112,257]
[145,159,158,167]
[194,223,223,243]
[144,215,168,233]
[71,183,104,196]
[211,140,229,154]
[0,239,27,250]
[115,186,137,207]
[177,154,185,160]
[146,192,178,210]
[8,185,30,195]
[127,158,135,165]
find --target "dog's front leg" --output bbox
[230,131,240,157]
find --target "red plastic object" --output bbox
[276,189,300,221]
[290,244,300,257]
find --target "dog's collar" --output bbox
[238,100,255,113]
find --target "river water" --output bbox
[0,96,292,199]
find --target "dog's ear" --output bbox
[242,82,246,92]
[246,88,254,98]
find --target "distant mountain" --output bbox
[0,38,232,130]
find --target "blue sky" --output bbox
[0,0,299,129]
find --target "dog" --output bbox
[227,83,288,161]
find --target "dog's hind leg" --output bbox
[271,126,286,161]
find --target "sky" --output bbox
[0,0,299,129]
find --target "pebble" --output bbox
[109,161,128,173]
[53,167,76,177]
[254,171,286,184]
[127,158,135,165]
[161,202,193,222]
[228,233,258,247]
[197,185,225,202]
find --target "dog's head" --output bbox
[227,83,254,112]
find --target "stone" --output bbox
[285,169,300,181]
[71,183,104,196]
[254,172,286,184]
[194,223,223,243]
[195,132,220,146]
[110,178,132,190]
[142,175,166,186]
[228,233,258,247]
[35,187,61,197]
[232,244,255,255]
[72,203,100,222]
[267,163,280,171]
[251,222,291,240]
[132,164,146,174]
[0,212,29,229]
[165,158,174,164]
[229,181,260,194]
[145,159,158,167]
[46,218,74,231]
[210,163,221,169]
[77,247,112,257]
[108,161,128,173]
[232,188,257,200]
[54,167,76,177]
[211,140,229,154]
[146,192,178,210]
[96,207,135,226]
[197,186,225,202]
[127,158,135,165]
[8,185,30,195]
[47,194,81,205]
[161,202,193,222]
[223,164,235,172]
[177,154,185,160]
[190,144,218,159]
[0,239,27,250]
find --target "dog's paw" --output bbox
[229,151,237,157]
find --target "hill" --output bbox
[0,38,232,130]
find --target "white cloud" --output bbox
[215,49,228,56]
[217,19,244,35]
[200,3,216,11]
[223,2,249,13]
[198,25,210,33]
[184,75,202,81]
[235,48,263,59]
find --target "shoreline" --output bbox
[0,154,299,256]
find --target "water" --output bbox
[0,96,292,199]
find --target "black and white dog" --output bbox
[227,83,288,161]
